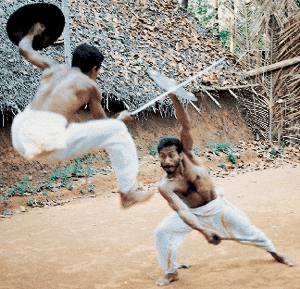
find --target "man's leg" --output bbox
[219,198,293,266]
[50,119,152,207]
[155,213,192,286]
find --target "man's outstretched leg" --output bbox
[269,251,293,266]
[218,197,293,266]
[50,118,153,208]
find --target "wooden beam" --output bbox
[245,56,300,77]
[201,83,260,91]
[228,89,239,99]
[200,85,222,108]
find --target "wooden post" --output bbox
[62,0,71,66]
[181,0,189,9]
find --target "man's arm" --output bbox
[169,94,197,161]
[88,86,132,122]
[18,23,54,69]
[88,86,107,119]
[159,185,220,244]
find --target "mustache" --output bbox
[161,164,178,170]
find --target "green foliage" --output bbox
[218,29,231,47]
[270,147,278,156]
[280,141,289,148]
[48,157,94,191]
[192,147,201,157]
[148,143,158,156]
[218,163,226,170]
[189,0,230,47]
[209,142,231,155]
[268,146,282,159]
[27,198,34,207]
[0,176,32,203]
[208,142,238,165]
[14,176,31,195]
[191,0,216,25]
[49,168,63,182]
[0,154,97,203]
[297,0,300,7]
[228,153,237,164]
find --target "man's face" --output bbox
[90,66,100,80]
[159,145,182,174]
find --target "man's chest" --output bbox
[168,177,196,197]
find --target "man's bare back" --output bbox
[18,23,106,122]
[31,65,104,122]
[11,20,153,207]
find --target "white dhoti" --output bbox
[155,189,276,274]
[11,107,138,193]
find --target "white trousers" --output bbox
[155,192,276,274]
[11,108,138,193]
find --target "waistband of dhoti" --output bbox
[189,187,225,216]
[22,106,68,121]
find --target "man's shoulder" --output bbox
[193,165,209,176]
[158,175,176,194]
[158,175,169,190]
[42,64,69,78]
[69,68,98,86]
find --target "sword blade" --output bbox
[130,58,225,115]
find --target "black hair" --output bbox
[71,43,104,73]
[157,137,183,154]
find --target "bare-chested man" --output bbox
[11,22,152,208]
[154,94,293,286]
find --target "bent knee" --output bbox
[110,119,129,134]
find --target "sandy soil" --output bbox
[0,166,299,289]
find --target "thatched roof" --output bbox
[0,0,63,125]
[0,0,243,125]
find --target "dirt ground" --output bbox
[0,166,299,289]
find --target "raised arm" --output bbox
[169,94,192,151]
[18,23,54,69]
[169,94,196,158]
[159,184,220,244]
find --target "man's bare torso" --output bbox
[159,154,217,208]
[30,64,97,122]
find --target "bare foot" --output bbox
[156,272,179,286]
[120,184,154,209]
[269,252,293,267]
[177,263,191,269]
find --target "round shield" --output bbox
[6,3,65,50]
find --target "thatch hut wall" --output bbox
[0,0,243,126]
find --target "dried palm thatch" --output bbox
[272,11,300,143]
[0,0,244,127]
[223,0,300,142]
[0,0,64,126]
